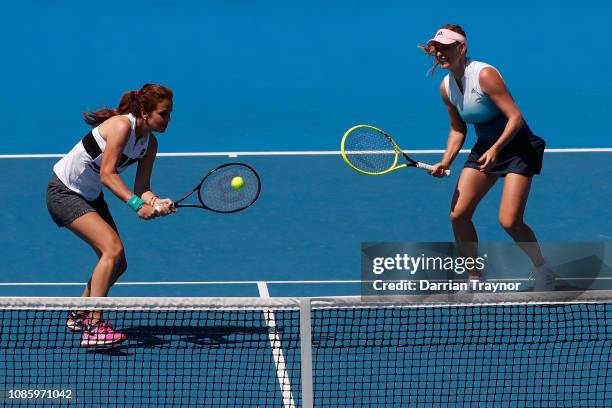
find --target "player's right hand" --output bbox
[137,204,158,220]
[430,162,450,178]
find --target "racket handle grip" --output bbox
[416,162,451,177]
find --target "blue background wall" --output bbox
[2,0,610,154]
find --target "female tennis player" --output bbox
[422,25,554,291]
[46,83,174,346]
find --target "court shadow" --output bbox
[553,254,612,291]
[86,325,275,356]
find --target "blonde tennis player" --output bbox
[422,25,554,291]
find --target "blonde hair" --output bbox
[417,24,468,77]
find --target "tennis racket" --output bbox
[173,163,261,213]
[341,124,450,176]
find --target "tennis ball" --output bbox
[231,176,245,190]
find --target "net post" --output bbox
[299,298,314,408]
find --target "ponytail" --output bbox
[83,84,173,126]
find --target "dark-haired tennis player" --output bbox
[422,25,554,291]
[46,84,175,346]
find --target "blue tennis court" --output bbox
[1,152,610,407]
[1,152,611,296]
[0,1,610,406]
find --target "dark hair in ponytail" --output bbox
[83,83,173,126]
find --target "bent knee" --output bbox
[499,216,524,231]
[450,210,472,225]
[116,257,128,275]
[100,239,125,262]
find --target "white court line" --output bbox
[257,282,296,408]
[1,277,611,286]
[0,280,362,286]
[1,147,611,159]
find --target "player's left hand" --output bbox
[153,198,176,216]
[477,148,499,172]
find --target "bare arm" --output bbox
[473,67,525,171]
[479,67,524,152]
[134,135,158,203]
[98,116,157,218]
[134,135,174,215]
[440,79,467,167]
[98,116,138,201]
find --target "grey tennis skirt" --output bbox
[46,174,116,227]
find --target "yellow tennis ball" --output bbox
[231,176,245,190]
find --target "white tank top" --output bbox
[444,60,502,124]
[53,114,150,200]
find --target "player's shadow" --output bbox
[86,325,282,356]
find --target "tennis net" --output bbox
[0,291,610,407]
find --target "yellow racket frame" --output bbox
[341,124,404,176]
[340,124,449,176]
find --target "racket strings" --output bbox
[343,128,398,174]
[199,164,260,212]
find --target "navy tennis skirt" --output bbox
[464,115,545,177]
